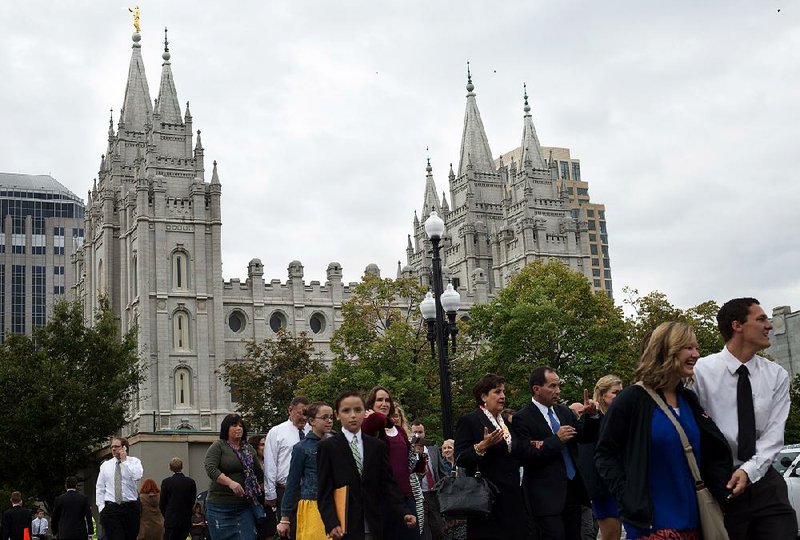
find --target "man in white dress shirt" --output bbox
[694,297,795,540]
[95,437,144,540]
[30,509,48,540]
[264,396,309,536]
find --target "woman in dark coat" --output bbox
[454,373,527,539]
[595,322,732,540]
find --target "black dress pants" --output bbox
[724,467,796,540]
[532,478,583,540]
[100,501,140,540]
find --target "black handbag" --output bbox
[433,471,498,518]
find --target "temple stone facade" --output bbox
[404,77,612,298]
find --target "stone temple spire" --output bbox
[457,62,494,176]
[120,30,153,131]
[520,83,546,170]
[155,27,183,124]
[421,157,441,219]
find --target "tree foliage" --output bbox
[0,298,143,507]
[298,275,444,434]
[454,259,635,408]
[623,287,723,357]
[222,331,325,433]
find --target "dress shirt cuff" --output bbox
[739,460,763,484]
[264,488,277,500]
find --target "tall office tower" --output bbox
[0,173,85,340]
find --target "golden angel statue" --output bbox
[128,6,141,32]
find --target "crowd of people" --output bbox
[1,296,795,540]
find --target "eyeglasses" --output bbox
[315,415,334,421]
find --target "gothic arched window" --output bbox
[175,367,192,407]
[173,310,191,350]
[172,250,189,291]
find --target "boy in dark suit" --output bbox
[159,457,197,540]
[317,391,416,540]
[511,366,600,540]
[52,477,94,540]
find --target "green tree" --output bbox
[785,373,800,445]
[453,259,635,408]
[299,275,444,435]
[222,331,325,432]
[0,298,143,507]
[624,287,722,357]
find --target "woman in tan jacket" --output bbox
[137,478,164,540]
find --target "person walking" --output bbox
[596,321,732,540]
[455,373,527,539]
[277,402,334,540]
[136,480,163,540]
[693,297,796,539]
[52,477,94,540]
[159,457,197,540]
[96,438,144,540]
[204,414,264,540]
[1,492,31,540]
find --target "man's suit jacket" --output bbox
[317,430,408,540]
[1,506,32,540]
[52,490,94,540]
[511,401,598,516]
[422,444,447,487]
[159,472,197,529]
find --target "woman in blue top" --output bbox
[276,402,334,540]
[595,322,732,540]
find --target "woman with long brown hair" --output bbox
[596,322,732,540]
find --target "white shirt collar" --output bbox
[342,429,361,443]
[721,345,761,376]
[531,397,552,416]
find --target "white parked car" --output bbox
[781,453,800,535]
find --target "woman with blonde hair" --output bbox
[596,322,732,540]
[575,375,624,540]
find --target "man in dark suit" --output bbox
[52,477,94,540]
[317,391,416,540]
[511,366,600,540]
[1,491,32,540]
[411,420,446,540]
[159,457,197,540]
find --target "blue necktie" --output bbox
[547,408,576,480]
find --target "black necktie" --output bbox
[298,428,305,441]
[736,364,756,462]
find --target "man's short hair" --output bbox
[529,366,554,389]
[289,396,309,408]
[411,419,424,427]
[10,491,22,504]
[113,437,129,451]
[65,476,78,489]
[169,457,183,472]
[334,390,365,412]
[717,297,760,342]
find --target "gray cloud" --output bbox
[1,0,797,316]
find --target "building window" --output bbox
[560,161,569,180]
[590,244,598,255]
[269,312,287,333]
[598,211,605,220]
[599,221,607,234]
[173,310,190,350]
[97,259,104,295]
[131,255,138,298]
[586,209,594,218]
[310,312,326,334]
[572,162,581,181]
[577,188,589,196]
[593,279,601,288]
[588,221,596,230]
[172,251,189,290]
[175,367,192,407]
[228,310,246,333]
[53,286,65,295]
[32,266,45,329]
[604,270,612,279]
[591,258,599,266]
[605,279,613,292]
[589,234,596,242]
[53,266,64,275]
[12,265,25,334]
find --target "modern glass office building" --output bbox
[0,173,85,340]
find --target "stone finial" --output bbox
[326,262,343,281]
[248,258,264,278]
[211,160,220,184]
[426,156,432,174]
[364,263,381,278]
[466,61,474,93]
[288,260,304,279]
[162,27,171,62]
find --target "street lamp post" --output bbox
[419,210,461,440]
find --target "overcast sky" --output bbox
[1,0,798,316]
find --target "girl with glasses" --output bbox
[277,402,334,540]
